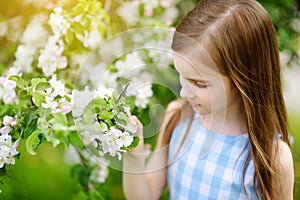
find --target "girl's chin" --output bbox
[191,106,210,116]
[191,106,201,113]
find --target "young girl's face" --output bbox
[173,47,241,117]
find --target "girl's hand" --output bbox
[126,116,151,156]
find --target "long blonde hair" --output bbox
[166,0,291,199]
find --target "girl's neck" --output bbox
[198,108,247,136]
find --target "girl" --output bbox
[123,0,294,199]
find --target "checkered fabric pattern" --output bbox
[167,114,257,200]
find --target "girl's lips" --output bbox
[189,101,201,108]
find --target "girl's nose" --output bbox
[180,86,194,99]
[179,78,194,99]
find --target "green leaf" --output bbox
[35,81,51,91]
[93,97,107,108]
[67,31,75,45]
[31,78,47,86]
[74,191,88,200]
[117,112,128,120]
[0,166,6,176]
[127,136,139,149]
[52,113,68,127]
[115,112,128,125]
[19,90,31,100]
[114,117,126,126]
[69,131,84,149]
[98,111,114,120]
[25,130,41,155]
[53,130,69,149]
[90,188,106,200]
[8,75,28,89]
[71,163,92,187]
[23,107,38,138]
[32,92,45,107]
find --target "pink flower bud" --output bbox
[61,105,72,114]
[10,121,17,127]
[3,116,14,126]
[88,182,93,190]
[13,141,19,149]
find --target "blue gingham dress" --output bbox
[167,114,257,200]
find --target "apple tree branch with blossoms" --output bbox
[0,0,193,198]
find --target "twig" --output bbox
[116,83,130,104]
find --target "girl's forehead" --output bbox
[172,45,220,78]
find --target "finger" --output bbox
[128,115,143,138]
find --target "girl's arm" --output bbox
[274,139,294,199]
[123,100,183,200]
[122,115,154,200]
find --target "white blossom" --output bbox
[98,37,124,61]
[0,121,19,168]
[76,21,103,49]
[117,2,140,27]
[42,96,59,112]
[38,36,67,77]
[79,62,107,86]
[95,85,114,99]
[64,145,81,165]
[116,131,133,147]
[49,7,70,38]
[100,70,118,89]
[145,40,173,66]
[72,87,95,118]
[115,51,145,77]
[49,74,65,97]
[0,126,11,135]
[126,75,153,108]
[13,44,36,73]
[90,164,109,183]
[142,0,159,17]
[20,13,48,48]
[0,134,12,145]
[161,6,179,26]
[0,77,17,104]
[100,127,124,158]
[7,66,22,77]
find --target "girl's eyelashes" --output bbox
[179,76,209,88]
[187,79,208,88]
[192,81,208,88]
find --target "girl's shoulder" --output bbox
[273,139,294,198]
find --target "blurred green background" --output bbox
[0,0,300,199]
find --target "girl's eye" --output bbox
[190,80,207,88]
